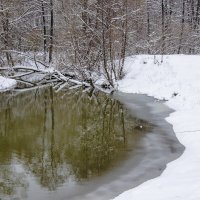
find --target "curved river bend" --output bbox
[0,88,184,200]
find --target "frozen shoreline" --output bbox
[0,76,17,92]
[113,55,200,200]
[1,55,200,200]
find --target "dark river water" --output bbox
[0,87,184,200]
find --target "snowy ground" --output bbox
[113,55,200,200]
[0,76,16,92]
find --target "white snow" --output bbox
[0,75,17,92]
[113,55,200,200]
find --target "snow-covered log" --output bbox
[0,66,113,92]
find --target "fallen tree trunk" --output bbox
[0,67,113,93]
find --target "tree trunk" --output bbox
[41,1,47,62]
[119,0,128,79]
[0,4,14,67]
[178,0,185,54]
[161,0,165,56]
[49,0,54,64]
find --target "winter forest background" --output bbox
[0,0,200,86]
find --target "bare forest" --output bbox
[1,0,200,88]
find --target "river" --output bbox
[0,87,184,200]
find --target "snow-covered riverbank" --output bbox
[114,55,200,200]
[0,76,16,92]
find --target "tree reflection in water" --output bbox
[0,87,152,198]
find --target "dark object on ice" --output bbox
[134,125,144,130]
[172,92,178,97]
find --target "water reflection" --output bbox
[0,87,151,199]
